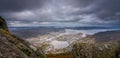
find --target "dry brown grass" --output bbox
[46,53,73,58]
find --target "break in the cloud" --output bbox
[0,0,120,27]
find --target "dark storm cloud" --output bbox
[92,0,120,20]
[0,0,120,26]
[74,0,120,24]
[0,0,45,12]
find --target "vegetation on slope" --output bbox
[72,36,120,58]
[0,16,45,58]
[46,52,73,58]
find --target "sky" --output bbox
[0,0,120,27]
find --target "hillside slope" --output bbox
[0,16,45,58]
[93,30,120,42]
[72,31,120,58]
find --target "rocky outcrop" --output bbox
[0,16,9,31]
[0,16,45,58]
[72,34,120,58]
[72,41,120,58]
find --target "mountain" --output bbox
[93,30,120,42]
[0,16,45,58]
[72,31,120,58]
[10,27,64,39]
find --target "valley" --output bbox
[10,26,120,58]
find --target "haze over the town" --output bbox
[0,0,120,27]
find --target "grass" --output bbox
[46,53,73,58]
[0,29,45,58]
[20,48,31,56]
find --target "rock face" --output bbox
[72,33,120,58]
[0,16,45,58]
[0,16,9,31]
[72,41,120,58]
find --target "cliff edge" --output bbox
[0,16,45,58]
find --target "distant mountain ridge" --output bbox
[93,30,120,42]
[10,25,120,39]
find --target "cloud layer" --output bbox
[0,0,120,27]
